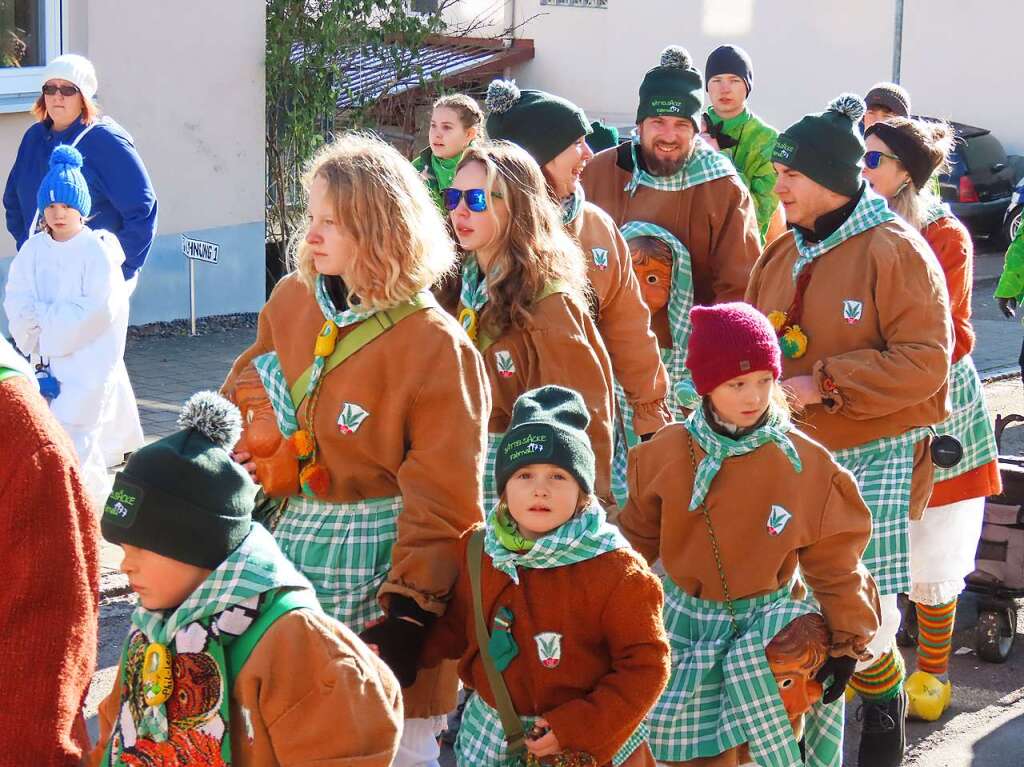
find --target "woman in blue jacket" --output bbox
[4,53,155,465]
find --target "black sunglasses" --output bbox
[863,150,900,170]
[42,83,80,97]
[442,188,503,212]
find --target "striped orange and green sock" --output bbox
[916,598,957,679]
[850,648,905,701]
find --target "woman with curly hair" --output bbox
[223,131,489,767]
[446,140,615,508]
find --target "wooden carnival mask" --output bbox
[627,235,673,316]
[230,363,299,497]
[765,612,830,721]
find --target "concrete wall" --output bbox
[0,0,265,333]
[446,0,1022,154]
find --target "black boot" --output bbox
[857,688,908,767]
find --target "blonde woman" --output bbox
[224,131,489,767]
[446,140,615,508]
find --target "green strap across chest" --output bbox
[289,294,433,408]
[475,280,570,353]
[468,529,527,756]
[226,588,321,679]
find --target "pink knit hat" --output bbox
[686,302,782,396]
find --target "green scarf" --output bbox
[492,504,535,554]
[105,524,312,766]
[309,275,376,389]
[685,403,801,511]
[430,151,461,196]
[483,500,629,585]
[560,182,585,226]
[624,133,737,196]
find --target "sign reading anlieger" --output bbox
[182,235,220,264]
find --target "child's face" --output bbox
[119,544,212,611]
[429,106,476,160]
[504,463,582,540]
[305,174,359,280]
[43,203,83,242]
[707,74,747,119]
[708,369,775,428]
[543,136,594,200]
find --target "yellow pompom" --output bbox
[767,310,787,333]
[780,325,808,359]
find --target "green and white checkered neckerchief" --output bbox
[460,256,490,318]
[108,524,311,766]
[791,186,896,281]
[560,182,585,226]
[311,275,376,388]
[921,196,953,228]
[483,500,629,585]
[624,134,737,196]
[686,403,801,511]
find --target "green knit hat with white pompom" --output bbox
[772,94,867,197]
[101,391,256,569]
[484,79,591,167]
[636,45,704,128]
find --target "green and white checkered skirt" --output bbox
[649,581,843,767]
[833,429,926,597]
[456,691,648,766]
[483,432,504,513]
[272,494,401,632]
[933,355,998,483]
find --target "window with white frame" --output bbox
[0,0,62,111]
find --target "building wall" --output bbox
[0,0,265,333]
[446,0,1022,154]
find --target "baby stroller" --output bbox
[964,415,1024,663]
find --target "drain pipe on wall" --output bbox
[892,0,904,83]
[503,0,516,79]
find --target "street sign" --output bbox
[182,235,219,264]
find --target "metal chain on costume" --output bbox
[686,432,740,636]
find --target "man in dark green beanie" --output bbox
[747,93,953,767]
[94,391,403,765]
[483,78,670,448]
[586,120,619,154]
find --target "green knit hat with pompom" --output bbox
[636,45,704,128]
[772,94,867,197]
[484,79,590,167]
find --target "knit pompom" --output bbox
[178,391,242,450]
[827,93,866,123]
[659,45,692,70]
[49,144,83,169]
[485,79,521,115]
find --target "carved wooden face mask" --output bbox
[628,235,673,315]
[230,363,298,497]
[765,612,830,720]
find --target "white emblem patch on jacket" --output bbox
[842,299,863,324]
[337,402,369,434]
[592,248,609,270]
[534,632,562,668]
[767,505,792,536]
[495,350,516,378]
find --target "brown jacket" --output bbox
[472,290,616,500]
[420,526,670,766]
[745,222,952,451]
[618,423,880,658]
[581,143,762,306]
[224,273,488,716]
[569,201,670,435]
[91,608,403,766]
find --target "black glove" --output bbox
[815,655,857,704]
[639,432,654,443]
[359,595,435,687]
[997,297,1017,319]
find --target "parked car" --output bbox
[934,120,1015,242]
[1005,177,1023,246]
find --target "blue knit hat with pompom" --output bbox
[36,144,91,217]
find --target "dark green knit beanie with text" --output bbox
[101,391,256,570]
[495,385,595,496]
[485,79,591,167]
[772,94,866,197]
[636,45,703,128]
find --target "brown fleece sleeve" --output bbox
[542,560,670,765]
[615,439,664,564]
[799,470,881,658]
[813,244,952,420]
[709,178,762,303]
[382,336,489,615]
[248,610,403,766]
[596,224,671,436]
[418,529,475,670]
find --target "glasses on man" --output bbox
[863,150,901,169]
[442,188,503,213]
[41,83,80,97]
